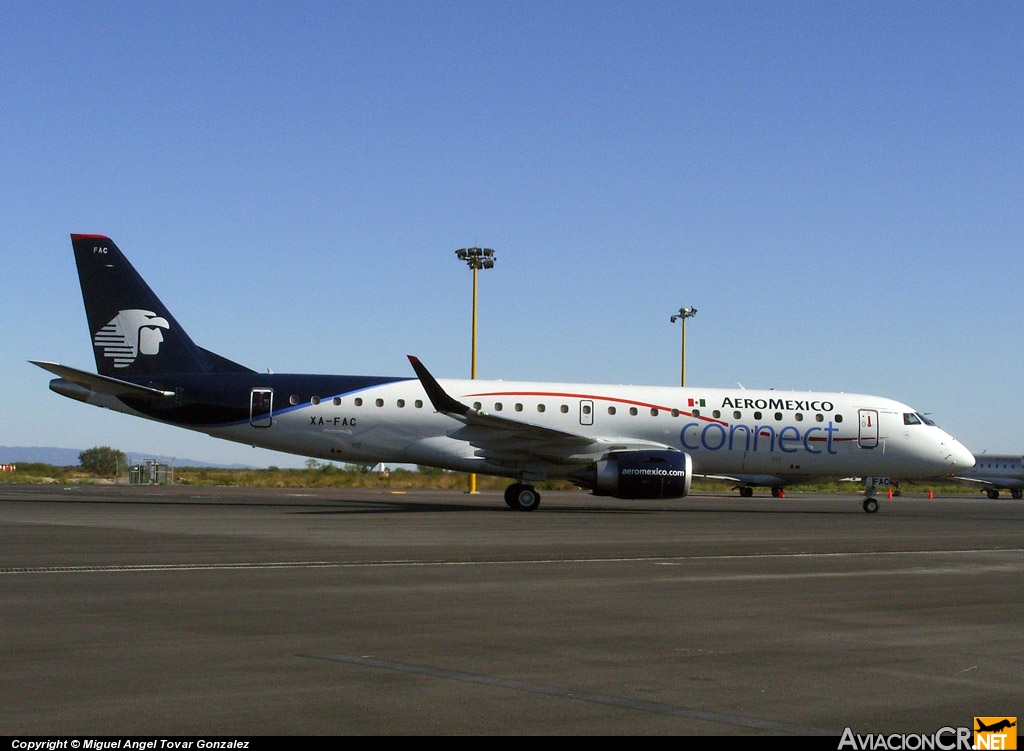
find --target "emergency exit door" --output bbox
[250,388,273,428]
[858,409,878,448]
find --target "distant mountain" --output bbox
[0,446,254,469]
[0,446,81,466]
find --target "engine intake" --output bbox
[570,450,692,499]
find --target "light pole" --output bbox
[670,306,697,387]
[455,247,496,493]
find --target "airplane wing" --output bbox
[951,476,996,486]
[30,361,175,400]
[952,475,1024,489]
[700,473,782,485]
[407,356,671,463]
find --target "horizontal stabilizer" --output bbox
[29,361,175,400]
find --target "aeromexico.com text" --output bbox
[620,468,688,477]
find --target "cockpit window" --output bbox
[917,412,936,426]
[903,413,922,425]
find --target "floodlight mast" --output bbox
[454,247,496,493]
[670,306,697,387]
[455,248,496,379]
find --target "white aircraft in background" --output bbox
[953,454,1024,499]
[33,235,975,513]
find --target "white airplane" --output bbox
[953,453,1024,499]
[33,234,975,513]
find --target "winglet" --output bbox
[407,356,469,416]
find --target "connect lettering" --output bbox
[680,420,840,455]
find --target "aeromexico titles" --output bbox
[33,234,975,512]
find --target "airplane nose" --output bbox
[944,438,975,469]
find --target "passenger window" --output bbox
[651,408,659,416]
[537,404,546,413]
[333,397,342,406]
[815,413,823,422]
[515,403,523,412]
[311,396,321,405]
[494,402,503,411]
[608,406,617,415]
[671,408,679,417]
[415,400,423,408]
[560,405,569,413]
[397,399,405,408]
[375,399,384,407]
[289,395,299,405]
[692,409,700,418]
[629,407,638,416]
[354,398,363,407]
[795,413,803,422]
[733,411,741,420]
[835,414,843,423]
[774,412,783,421]
[713,410,721,418]
[754,411,762,420]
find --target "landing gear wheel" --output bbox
[739,486,753,498]
[505,483,541,511]
[1013,489,1022,500]
[863,497,879,513]
[986,488,1000,500]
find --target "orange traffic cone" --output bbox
[887,488,893,499]
[927,489,933,499]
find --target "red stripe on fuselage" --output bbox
[468,389,856,443]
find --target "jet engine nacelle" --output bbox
[571,449,692,499]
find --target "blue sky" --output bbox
[3,1,1022,467]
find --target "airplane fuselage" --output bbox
[63,370,967,483]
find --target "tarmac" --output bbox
[1,484,1021,735]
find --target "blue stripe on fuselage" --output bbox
[118,373,413,427]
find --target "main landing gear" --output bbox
[863,497,879,513]
[983,489,1021,499]
[736,486,784,498]
[504,483,541,511]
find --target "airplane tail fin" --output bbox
[71,234,252,376]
